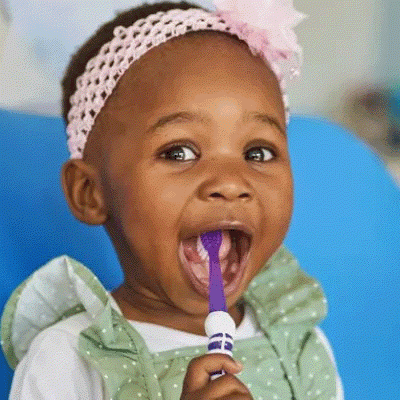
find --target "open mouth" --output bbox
[178,229,252,298]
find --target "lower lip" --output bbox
[178,242,249,299]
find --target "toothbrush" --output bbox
[199,230,236,381]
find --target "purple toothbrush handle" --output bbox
[209,255,227,313]
[205,311,236,381]
[207,332,234,380]
[201,230,235,380]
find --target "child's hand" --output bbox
[180,353,253,400]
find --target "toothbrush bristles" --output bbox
[197,236,210,262]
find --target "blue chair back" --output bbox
[1,109,399,399]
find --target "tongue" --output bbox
[182,230,232,264]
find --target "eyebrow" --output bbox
[146,110,286,137]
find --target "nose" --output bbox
[200,174,254,203]
[198,153,256,203]
[206,184,252,202]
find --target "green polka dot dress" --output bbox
[1,245,343,399]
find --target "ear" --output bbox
[61,159,108,225]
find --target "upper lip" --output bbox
[180,220,255,241]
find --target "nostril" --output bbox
[209,193,250,199]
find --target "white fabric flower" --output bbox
[213,0,307,54]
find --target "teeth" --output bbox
[197,236,209,262]
[230,262,239,274]
[198,278,229,286]
[191,258,230,281]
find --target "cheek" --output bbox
[282,172,294,210]
[267,168,294,223]
[280,170,294,213]
[140,174,187,213]
[116,170,188,232]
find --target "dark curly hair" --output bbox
[61,1,242,127]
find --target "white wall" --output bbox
[379,0,400,84]
[0,1,10,56]
[288,0,384,120]
[0,0,393,122]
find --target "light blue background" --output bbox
[0,110,399,399]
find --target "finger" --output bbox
[183,353,242,392]
[217,395,253,400]
[201,373,251,399]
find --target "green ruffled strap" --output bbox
[78,301,163,399]
[1,255,110,370]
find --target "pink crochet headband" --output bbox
[67,0,307,159]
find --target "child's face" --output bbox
[82,32,293,323]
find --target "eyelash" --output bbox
[159,143,277,163]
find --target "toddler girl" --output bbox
[1,1,344,399]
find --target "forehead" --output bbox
[100,31,284,132]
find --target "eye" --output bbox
[158,144,276,163]
[245,147,276,162]
[160,145,197,162]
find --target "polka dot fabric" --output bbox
[76,246,338,399]
[1,246,340,399]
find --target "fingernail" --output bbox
[235,361,243,369]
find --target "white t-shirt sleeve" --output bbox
[314,326,345,400]
[9,328,106,400]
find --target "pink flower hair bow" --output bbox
[213,0,308,79]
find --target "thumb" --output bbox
[183,354,242,392]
